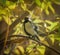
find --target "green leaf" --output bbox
[35,0,41,7]
[21,3,27,11]
[53,0,60,5]
[49,34,55,44]
[0,9,6,15]
[49,22,58,30]
[26,44,36,53]
[46,20,58,31]
[33,18,43,23]
[6,1,16,9]
[19,0,24,3]
[3,16,11,25]
[45,8,49,15]
[41,2,46,12]
[48,3,55,14]
[55,34,60,41]
[37,46,45,55]
[55,25,60,41]
[4,48,10,54]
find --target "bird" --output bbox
[23,17,40,41]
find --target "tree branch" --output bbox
[8,34,60,55]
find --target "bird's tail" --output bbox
[32,35,40,41]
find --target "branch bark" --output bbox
[8,34,60,55]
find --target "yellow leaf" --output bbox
[8,4,16,9]
[37,46,45,55]
[17,46,24,54]
[6,1,16,9]
[0,9,6,15]
[4,48,10,54]
[21,3,27,11]
[14,48,20,55]
[3,16,11,25]
[13,46,24,55]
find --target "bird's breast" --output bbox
[25,22,36,36]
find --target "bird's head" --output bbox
[24,17,31,22]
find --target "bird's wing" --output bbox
[24,22,36,36]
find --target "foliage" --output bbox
[0,0,60,55]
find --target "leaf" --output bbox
[21,3,27,11]
[54,34,60,41]
[41,2,45,12]
[4,48,10,54]
[6,1,16,9]
[26,44,36,53]
[8,4,16,9]
[55,37,60,41]
[53,0,60,5]
[44,2,50,15]
[0,9,6,15]
[48,2,55,14]
[19,0,24,3]
[17,46,24,54]
[33,18,43,23]
[35,0,41,7]
[49,34,55,44]
[13,46,24,55]
[45,8,49,15]
[45,20,53,25]
[14,48,20,55]
[48,22,58,31]
[3,16,11,25]
[45,20,58,31]
[37,46,45,55]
